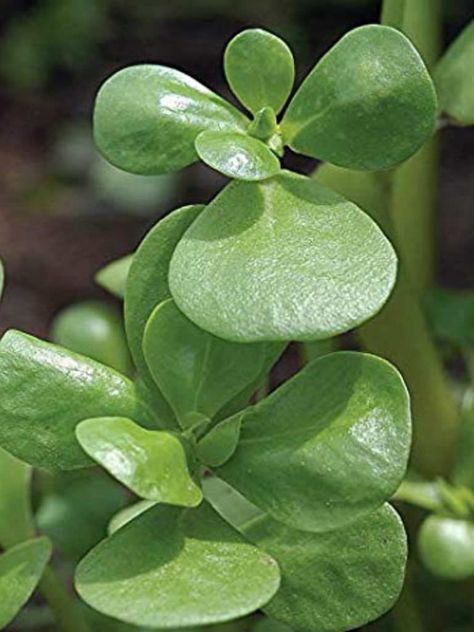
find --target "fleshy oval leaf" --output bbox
[216,351,411,532]
[75,502,280,628]
[418,515,474,580]
[244,504,407,632]
[195,131,280,181]
[0,538,52,630]
[224,28,295,115]
[282,25,437,170]
[434,20,474,125]
[94,65,248,175]
[143,299,270,426]
[169,171,397,342]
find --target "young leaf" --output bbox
[125,204,203,428]
[418,515,474,580]
[0,538,52,630]
[143,299,271,426]
[224,28,295,115]
[169,171,397,342]
[197,413,242,467]
[0,447,35,549]
[435,20,474,126]
[52,301,131,375]
[76,417,202,507]
[0,331,155,470]
[202,476,263,530]
[75,502,280,628]
[216,352,411,533]
[94,65,248,175]
[282,25,436,170]
[95,254,133,299]
[195,131,280,181]
[108,500,156,535]
[244,504,407,632]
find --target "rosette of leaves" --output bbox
[93,26,437,343]
[0,200,411,630]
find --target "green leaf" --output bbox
[418,515,474,580]
[435,20,474,125]
[143,299,272,425]
[197,414,242,467]
[94,65,248,175]
[125,204,203,428]
[76,417,202,507]
[52,301,131,375]
[224,28,295,115]
[282,25,436,170]
[244,504,407,632]
[195,131,280,181]
[95,255,133,299]
[216,352,411,532]
[202,476,263,530]
[0,537,52,630]
[170,171,397,342]
[75,502,280,628]
[0,331,154,470]
[0,447,35,549]
[426,288,474,347]
[108,500,156,535]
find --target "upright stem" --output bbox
[38,565,91,632]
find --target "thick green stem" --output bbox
[38,565,91,632]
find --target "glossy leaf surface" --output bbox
[0,538,51,629]
[282,25,436,170]
[195,131,280,181]
[170,172,397,342]
[245,504,407,632]
[217,352,411,532]
[76,502,280,628]
[125,204,203,427]
[418,515,474,580]
[0,331,153,469]
[224,28,294,115]
[95,254,133,299]
[52,301,131,374]
[435,20,474,125]
[94,65,248,174]
[0,447,34,549]
[76,417,202,506]
[143,299,270,425]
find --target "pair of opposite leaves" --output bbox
[94,25,437,344]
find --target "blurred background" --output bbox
[0,0,473,340]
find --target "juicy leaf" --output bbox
[170,171,397,342]
[95,254,133,299]
[224,28,295,115]
[108,500,156,535]
[282,25,436,170]
[244,504,407,632]
[197,414,242,467]
[0,447,35,549]
[0,331,154,469]
[94,65,248,174]
[76,502,280,628]
[435,20,474,125]
[125,204,203,428]
[195,131,280,181]
[76,417,202,507]
[143,299,271,425]
[0,538,51,630]
[52,301,131,374]
[216,352,411,532]
[418,515,474,580]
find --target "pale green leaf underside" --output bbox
[224,28,295,115]
[217,351,411,532]
[244,504,407,632]
[95,254,133,299]
[143,299,270,425]
[94,64,248,175]
[76,417,202,507]
[195,131,280,181]
[76,502,280,628]
[169,171,397,342]
[282,25,436,170]
[0,538,52,629]
[0,331,152,470]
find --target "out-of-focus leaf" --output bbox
[95,255,133,299]
[0,447,34,549]
[418,515,474,580]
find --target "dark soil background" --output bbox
[0,0,473,340]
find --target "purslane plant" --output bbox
[0,21,451,632]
